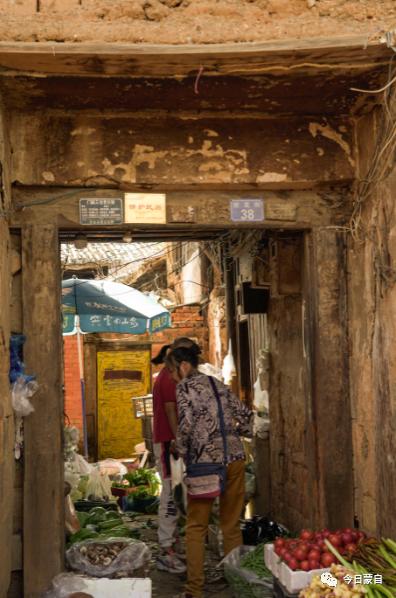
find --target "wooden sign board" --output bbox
[124,193,166,224]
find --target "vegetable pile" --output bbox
[299,564,366,597]
[78,541,126,568]
[240,544,272,579]
[223,544,273,598]
[112,468,159,497]
[274,528,367,572]
[326,537,396,598]
[68,507,138,546]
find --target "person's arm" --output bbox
[176,384,193,459]
[161,369,177,437]
[225,387,254,438]
[164,401,178,438]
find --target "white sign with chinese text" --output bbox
[124,193,166,224]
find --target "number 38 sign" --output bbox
[230,199,265,222]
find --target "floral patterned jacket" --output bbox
[176,372,253,465]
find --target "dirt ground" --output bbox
[131,515,233,598]
[0,0,395,44]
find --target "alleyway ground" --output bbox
[133,515,233,598]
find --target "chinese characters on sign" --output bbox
[150,313,171,333]
[230,199,264,222]
[124,193,167,224]
[344,574,383,586]
[79,198,123,225]
[321,572,383,589]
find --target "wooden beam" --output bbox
[0,37,392,78]
[11,187,353,231]
[22,217,63,598]
[308,228,354,528]
[10,112,355,188]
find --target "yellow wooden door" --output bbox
[97,348,151,459]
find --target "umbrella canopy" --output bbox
[62,278,171,335]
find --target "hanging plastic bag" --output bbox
[64,426,80,461]
[254,414,270,440]
[170,454,187,515]
[222,340,236,385]
[253,377,269,416]
[66,538,151,578]
[85,467,113,502]
[170,454,184,489]
[11,377,38,417]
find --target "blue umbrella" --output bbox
[62,278,171,335]
[61,278,171,457]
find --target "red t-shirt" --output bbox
[153,367,177,443]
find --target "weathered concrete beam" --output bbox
[11,187,353,230]
[10,112,355,188]
[0,37,392,78]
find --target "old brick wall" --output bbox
[349,107,396,536]
[64,304,208,444]
[63,335,83,433]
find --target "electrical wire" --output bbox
[60,234,230,296]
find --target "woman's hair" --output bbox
[151,344,171,365]
[172,337,202,354]
[166,346,200,369]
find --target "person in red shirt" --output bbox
[152,344,186,574]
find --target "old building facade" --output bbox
[0,3,395,596]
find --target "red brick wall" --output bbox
[63,335,83,436]
[150,305,208,372]
[63,304,208,435]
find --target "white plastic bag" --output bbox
[64,426,80,461]
[85,466,113,501]
[72,453,93,475]
[222,341,236,385]
[170,455,187,515]
[11,377,38,416]
[66,538,151,578]
[170,454,184,489]
[97,459,128,477]
[254,414,270,440]
[253,377,269,415]
[222,545,273,598]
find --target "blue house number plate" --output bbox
[230,199,265,222]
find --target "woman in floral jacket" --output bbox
[166,344,253,598]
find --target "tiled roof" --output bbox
[61,242,167,279]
